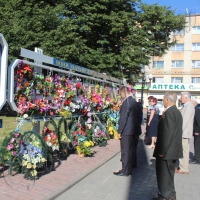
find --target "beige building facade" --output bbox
[143,14,200,107]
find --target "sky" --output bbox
[141,0,200,15]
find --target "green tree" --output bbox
[0,0,185,81]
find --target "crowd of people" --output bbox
[113,88,200,200]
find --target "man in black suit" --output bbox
[190,100,200,164]
[153,92,183,200]
[132,101,143,168]
[113,86,141,176]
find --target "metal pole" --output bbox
[141,73,144,108]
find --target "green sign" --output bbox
[150,83,200,91]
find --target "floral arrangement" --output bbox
[0,131,21,163]
[68,121,94,157]
[43,127,59,151]
[108,124,119,140]
[76,140,94,157]
[20,131,47,179]
[14,62,121,118]
[72,123,87,146]
[93,129,108,147]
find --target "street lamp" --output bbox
[140,64,146,108]
[148,74,153,87]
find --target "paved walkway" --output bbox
[55,136,200,200]
[1,124,200,200]
[0,139,121,200]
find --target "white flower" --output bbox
[23,114,28,119]
[63,106,70,111]
[69,102,75,108]
[75,105,80,109]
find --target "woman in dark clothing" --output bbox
[146,97,160,148]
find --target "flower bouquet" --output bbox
[76,140,94,157]
[93,129,108,147]
[0,132,22,165]
[43,127,59,151]
[19,131,47,179]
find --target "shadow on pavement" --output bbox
[127,137,158,200]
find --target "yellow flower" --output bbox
[31,170,37,177]
[84,141,90,147]
[76,146,81,152]
[108,126,113,132]
[89,141,94,146]
[41,158,46,162]
[27,163,32,169]
[22,160,27,166]
[32,164,37,169]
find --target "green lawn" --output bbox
[0,116,66,146]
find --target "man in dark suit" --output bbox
[132,101,143,168]
[153,92,183,200]
[113,86,141,176]
[190,100,200,164]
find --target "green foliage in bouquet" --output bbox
[76,140,94,157]
[0,131,22,177]
[19,131,48,180]
[93,129,108,147]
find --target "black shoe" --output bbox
[189,160,200,164]
[153,194,174,200]
[113,171,129,176]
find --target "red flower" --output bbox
[76,83,82,89]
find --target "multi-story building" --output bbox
[140,14,200,107]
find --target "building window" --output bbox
[192,26,200,34]
[173,29,185,35]
[191,77,200,83]
[192,43,200,51]
[153,61,164,69]
[172,60,184,68]
[171,44,184,51]
[171,77,183,83]
[192,60,200,68]
[153,77,164,83]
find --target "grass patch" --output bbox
[0,116,67,146]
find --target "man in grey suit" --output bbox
[176,92,195,174]
[153,92,183,200]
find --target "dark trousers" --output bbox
[120,135,135,175]
[156,158,176,200]
[194,135,200,162]
[133,137,139,168]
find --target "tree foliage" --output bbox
[0,0,185,81]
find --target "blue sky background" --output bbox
[141,0,200,14]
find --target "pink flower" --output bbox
[12,151,16,156]
[87,118,92,124]
[87,112,92,117]
[14,133,20,137]
[7,144,14,150]
[10,138,15,143]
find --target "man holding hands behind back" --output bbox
[113,86,141,176]
[153,92,183,200]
